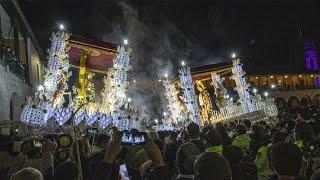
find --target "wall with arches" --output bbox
[272,89,320,108]
[0,66,32,121]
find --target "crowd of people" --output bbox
[1,105,320,180]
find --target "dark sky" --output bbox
[17,0,320,118]
[18,0,320,67]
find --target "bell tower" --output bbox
[304,40,319,70]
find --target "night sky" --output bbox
[17,0,320,118]
[18,0,320,67]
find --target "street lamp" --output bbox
[271,84,276,89]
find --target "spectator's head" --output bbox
[271,131,287,144]
[187,122,200,139]
[243,120,251,129]
[169,131,178,142]
[21,140,41,158]
[194,152,232,180]
[235,125,246,135]
[202,124,214,135]
[148,131,159,141]
[10,167,43,180]
[270,142,302,177]
[134,149,150,170]
[251,124,264,137]
[294,121,314,142]
[215,122,225,130]
[176,142,201,175]
[222,145,243,165]
[54,161,79,180]
[204,128,222,147]
[241,162,258,180]
[95,134,110,149]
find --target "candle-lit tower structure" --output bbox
[230,59,254,113]
[163,76,182,124]
[179,64,200,124]
[21,31,71,125]
[108,45,132,130]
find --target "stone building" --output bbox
[0,0,44,121]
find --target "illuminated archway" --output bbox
[301,95,311,107]
[313,94,320,106]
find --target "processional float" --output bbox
[162,59,278,127]
[21,31,138,131]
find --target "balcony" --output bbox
[0,38,27,81]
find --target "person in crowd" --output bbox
[194,152,232,180]
[93,131,171,180]
[243,119,252,134]
[133,149,150,171]
[240,162,258,180]
[89,134,110,172]
[255,131,287,179]
[164,131,180,176]
[269,142,303,180]
[7,139,54,179]
[187,122,204,151]
[294,121,314,150]
[54,161,78,180]
[222,145,243,179]
[215,123,232,146]
[248,124,267,161]
[148,131,164,153]
[9,167,43,180]
[203,128,223,155]
[175,142,201,180]
[232,124,251,150]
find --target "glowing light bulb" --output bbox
[37,85,44,91]
[253,88,257,93]
[271,84,276,89]
[123,39,128,45]
[165,73,168,78]
[231,53,236,58]
[181,61,185,66]
[59,24,64,30]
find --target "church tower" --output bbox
[304,40,319,70]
